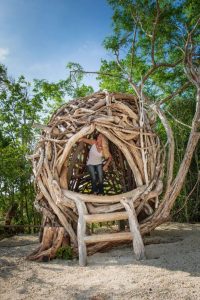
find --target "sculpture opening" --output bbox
[67,134,136,195]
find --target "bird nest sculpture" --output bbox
[28,91,164,264]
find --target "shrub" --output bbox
[56,246,73,260]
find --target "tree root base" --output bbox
[27,227,69,262]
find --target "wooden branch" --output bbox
[139,89,149,185]
[62,185,147,203]
[74,197,88,266]
[30,91,165,260]
[35,148,44,178]
[32,122,50,131]
[38,175,77,246]
[150,104,175,194]
[57,124,94,174]
[84,232,133,244]
[96,125,143,186]
[27,227,65,261]
[52,180,75,209]
[84,212,128,223]
[121,197,145,260]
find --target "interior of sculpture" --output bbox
[67,135,136,195]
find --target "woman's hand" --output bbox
[103,155,112,172]
[103,165,108,172]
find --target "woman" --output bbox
[79,133,112,195]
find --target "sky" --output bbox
[0,0,113,90]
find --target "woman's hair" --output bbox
[91,131,111,158]
[92,131,100,140]
[102,136,111,159]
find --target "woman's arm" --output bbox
[103,155,112,172]
[79,137,96,145]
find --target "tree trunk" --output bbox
[4,202,18,233]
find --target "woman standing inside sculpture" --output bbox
[79,133,112,195]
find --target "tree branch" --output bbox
[130,11,152,38]
[69,70,124,79]
[151,0,161,66]
[158,82,191,105]
[165,109,192,129]
[130,24,138,78]
[184,17,200,87]
[114,50,141,98]
[140,59,183,88]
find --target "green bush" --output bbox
[56,246,73,260]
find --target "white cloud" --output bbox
[0,47,9,60]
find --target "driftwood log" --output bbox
[27,91,166,264]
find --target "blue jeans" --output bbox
[87,164,104,194]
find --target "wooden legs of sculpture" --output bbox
[121,198,145,260]
[26,196,145,264]
[27,227,67,262]
[74,198,88,267]
[74,196,145,266]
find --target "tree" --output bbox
[0,62,94,230]
[32,62,94,116]
[0,70,43,229]
[97,0,200,231]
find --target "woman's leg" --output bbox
[87,165,98,194]
[96,164,104,195]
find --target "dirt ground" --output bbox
[0,222,200,300]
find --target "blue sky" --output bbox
[0,0,113,90]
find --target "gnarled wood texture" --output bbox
[28,91,166,262]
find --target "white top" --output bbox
[87,144,103,165]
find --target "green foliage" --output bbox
[0,67,43,228]
[0,62,93,228]
[165,94,200,222]
[99,0,199,98]
[32,62,94,117]
[63,62,94,98]
[98,60,131,92]
[56,246,73,260]
[98,0,200,222]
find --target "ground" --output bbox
[0,223,200,300]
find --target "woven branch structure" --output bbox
[28,91,165,263]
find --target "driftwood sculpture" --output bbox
[28,91,166,265]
